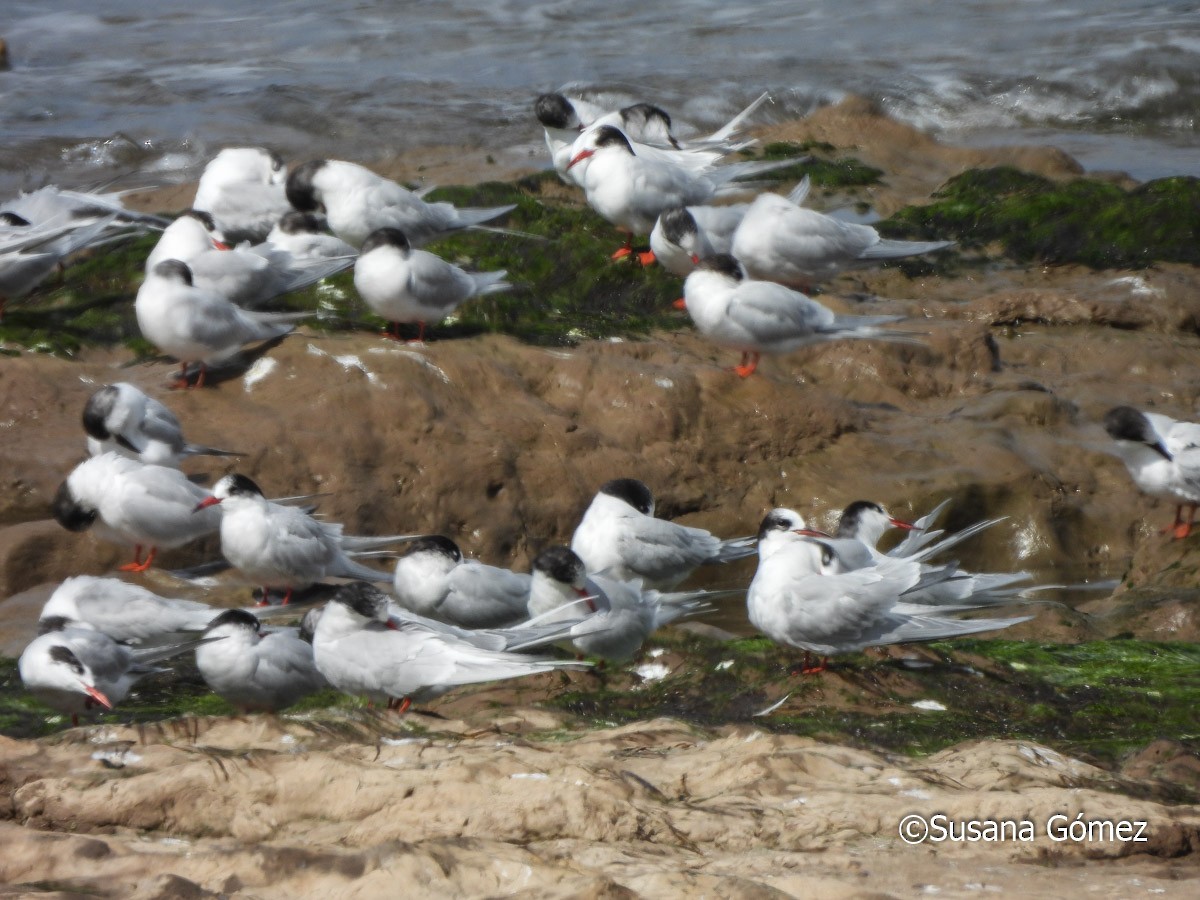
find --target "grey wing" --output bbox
[77,583,213,641]
[727,282,836,342]
[615,518,720,580]
[113,467,217,543]
[257,632,328,693]
[1167,422,1200,497]
[180,295,266,351]
[136,397,187,453]
[443,563,531,628]
[263,507,340,577]
[407,252,476,309]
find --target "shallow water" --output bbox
[1,0,1197,196]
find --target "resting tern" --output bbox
[565,125,794,261]
[528,546,722,661]
[0,213,123,318]
[19,618,211,724]
[195,609,329,712]
[801,508,1036,614]
[266,211,358,260]
[192,147,292,244]
[312,581,586,713]
[649,179,811,279]
[135,259,307,387]
[731,190,955,290]
[682,254,915,377]
[39,574,303,646]
[747,509,1031,672]
[83,382,241,467]
[195,473,421,602]
[353,226,510,342]
[285,158,515,249]
[391,535,531,629]
[52,452,222,572]
[570,478,755,589]
[1104,405,1200,539]
[535,91,768,184]
[145,210,354,308]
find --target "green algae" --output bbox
[547,634,1200,769]
[3,637,1197,776]
[881,167,1200,268]
[744,140,884,190]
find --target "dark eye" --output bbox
[821,549,833,566]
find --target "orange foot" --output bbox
[672,298,687,310]
[636,249,656,267]
[732,351,761,378]
[118,546,157,573]
[387,696,412,715]
[611,244,633,260]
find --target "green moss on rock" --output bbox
[882,167,1200,268]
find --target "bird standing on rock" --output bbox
[681,254,916,377]
[195,473,422,604]
[52,452,222,572]
[570,478,755,589]
[312,582,587,713]
[135,259,307,388]
[565,125,794,263]
[731,189,955,291]
[285,158,515,249]
[352,226,510,342]
[747,509,1031,673]
[195,609,329,712]
[1104,405,1200,539]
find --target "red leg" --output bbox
[388,696,412,714]
[193,363,207,389]
[611,236,633,260]
[733,351,760,378]
[801,655,829,675]
[119,545,157,573]
[171,362,190,390]
[1174,504,1197,540]
[636,249,657,266]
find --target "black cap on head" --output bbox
[286,159,327,212]
[592,125,634,155]
[835,500,885,538]
[38,616,74,635]
[0,211,31,227]
[207,608,261,632]
[407,535,462,562]
[534,93,575,129]
[277,210,321,235]
[52,482,97,532]
[182,208,219,232]
[621,102,672,129]
[1104,406,1172,460]
[598,478,654,515]
[152,258,194,285]
[215,473,264,499]
[532,545,585,585]
[659,207,697,246]
[48,644,86,674]
[360,227,411,255]
[697,254,743,281]
[757,509,799,542]
[332,581,390,620]
[82,385,119,441]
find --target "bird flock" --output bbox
[5,88,1187,726]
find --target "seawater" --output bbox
[1,0,1196,195]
